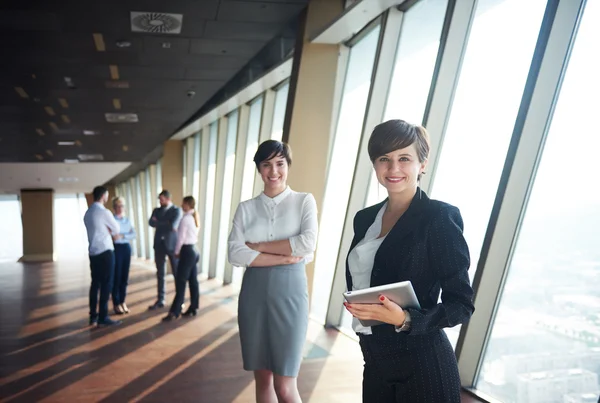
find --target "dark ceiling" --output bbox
[0,0,308,165]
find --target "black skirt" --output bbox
[358,328,461,403]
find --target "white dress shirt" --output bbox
[228,187,318,267]
[83,202,120,256]
[348,202,387,335]
[174,210,199,255]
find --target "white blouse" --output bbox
[174,210,199,255]
[228,187,318,267]
[348,202,387,335]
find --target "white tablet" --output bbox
[343,281,421,327]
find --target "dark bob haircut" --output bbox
[92,186,108,202]
[368,119,430,164]
[253,140,292,170]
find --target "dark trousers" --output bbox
[89,250,115,321]
[154,242,179,303]
[169,245,199,316]
[359,329,460,403]
[112,243,132,307]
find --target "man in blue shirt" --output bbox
[83,186,122,327]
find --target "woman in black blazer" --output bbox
[344,119,475,403]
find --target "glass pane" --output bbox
[430,0,547,347]
[126,181,138,257]
[477,2,600,401]
[54,194,88,259]
[233,96,264,284]
[310,25,381,323]
[192,132,201,199]
[135,175,146,258]
[216,111,239,280]
[145,167,154,260]
[0,195,23,262]
[367,0,448,206]
[271,82,289,141]
[202,123,218,274]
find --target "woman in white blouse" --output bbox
[228,140,318,403]
[163,196,200,321]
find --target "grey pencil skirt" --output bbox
[238,261,308,377]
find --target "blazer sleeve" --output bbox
[406,205,475,336]
[148,208,158,227]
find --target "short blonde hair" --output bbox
[112,196,125,210]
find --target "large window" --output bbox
[54,193,88,259]
[216,111,239,280]
[0,195,22,262]
[429,0,547,346]
[311,25,381,323]
[134,174,147,259]
[271,82,289,141]
[201,123,218,274]
[232,96,264,284]
[477,2,600,401]
[367,0,448,206]
[192,132,201,200]
[145,167,154,260]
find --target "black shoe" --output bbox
[182,308,197,317]
[148,301,165,310]
[97,318,122,327]
[162,312,179,322]
[89,316,98,326]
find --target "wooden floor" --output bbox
[0,258,485,403]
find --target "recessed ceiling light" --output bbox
[58,141,75,146]
[161,42,171,49]
[58,177,79,183]
[109,65,120,80]
[93,33,106,52]
[105,113,138,123]
[58,98,69,108]
[49,122,59,131]
[105,81,129,89]
[78,153,104,161]
[64,77,76,89]
[61,115,71,124]
[83,130,99,135]
[15,87,29,99]
[116,41,132,48]
[44,106,56,116]
[64,159,79,164]
[46,150,53,156]
[122,145,129,151]
[36,128,45,136]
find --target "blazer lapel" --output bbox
[371,190,430,278]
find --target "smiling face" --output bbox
[259,155,288,192]
[114,201,125,216]
[373,143,428,195]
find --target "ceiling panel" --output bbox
[0,0,309,172]
[217,1,305,23]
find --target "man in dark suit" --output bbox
[148,190,182,309]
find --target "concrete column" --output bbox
[283,0,344,301]
[161,140,184,204]
[20,189,55,262]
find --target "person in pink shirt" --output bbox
[162,196,200,321]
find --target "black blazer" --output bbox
[346,189,474,337]
[149,205,183,252]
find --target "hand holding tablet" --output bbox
[343,281,420,327]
